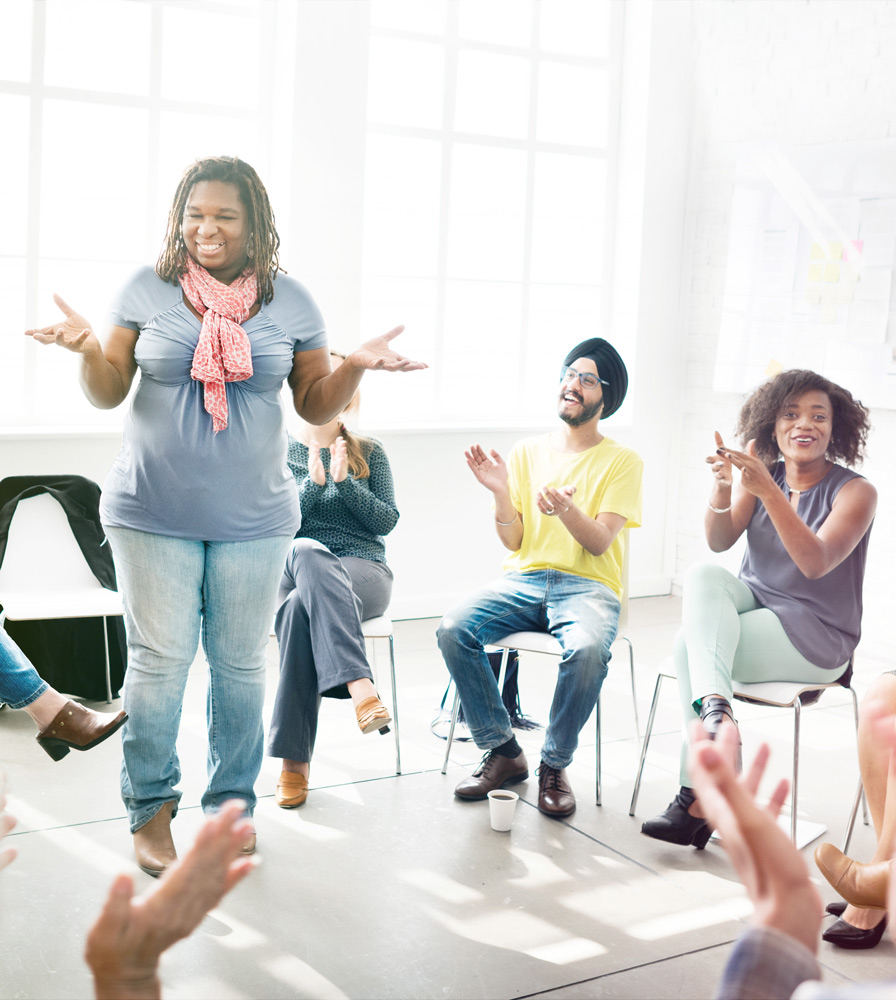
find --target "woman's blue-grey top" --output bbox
[739,462,870,670]
[288,436,399,563]
[100,266,327,541]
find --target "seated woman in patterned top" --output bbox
[267,352,399,808]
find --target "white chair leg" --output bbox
[386,634,400,775]
[629,672,667,816]
[618,635,640,739]
[842,778,865,854]
[790,700,801,844]
[102,616,113,704]
[441,688,460,775]
[595,697,602,806]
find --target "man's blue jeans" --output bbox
[0,627,47,708]
[105,527,292,832]
[437,570,620,770]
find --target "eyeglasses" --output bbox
[559,365,608,390]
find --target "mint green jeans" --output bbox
[675,562,845,785]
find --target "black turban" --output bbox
[562,338,628,419]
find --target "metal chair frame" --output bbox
[361,614,401,775]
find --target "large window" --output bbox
[360,0,621,428]
[1,0,277,429]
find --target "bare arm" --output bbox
[289,326,426,424]
[721,441,877,580]
[465,445,524,551]
[25,294,137,409]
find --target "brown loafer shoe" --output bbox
[36,700,127,761]
[276,771,309,809]
[134,801,177,878]
[454,749,528,800]
[537,763,576,818]
[356,696,391,735]
[815,842,889,910]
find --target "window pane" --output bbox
[0,0,32,83]
[0,260,28,423]
[458,0,533,48]
[539,0,611,58]
[41,101,150,262]
[44,0,151,96]
[441,280,523,421]
[367,37,444,129]
[161,6,259,109]
[359,276,438,426]
[537,61,608,147]
[530,152,605,284]
[371,0,448,35]
[455,50,531,140]
[0,96,30,256]
[447,145,528,282]
[363,135,442,279]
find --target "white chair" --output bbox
[361,614,401,775]
[440,539,639,806]
[629,661,862,844]
[0,492,123,703]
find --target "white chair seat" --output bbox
[360,615,393,639]
[0,588,124,621]
[489,632,562,656]
[731,678,844,706]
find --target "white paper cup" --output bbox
[487,789,519,831]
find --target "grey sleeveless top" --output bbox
[739,462,871,670]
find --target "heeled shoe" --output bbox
[700,696,742,771]
[356,696,391,735]
[826,900,847,917]
[822,914,888,950]
[276,771,309,809]
[133,801,177,878]
[641,790,712,849]
[35,701,127,761]
[815,843,890,909]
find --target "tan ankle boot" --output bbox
[134,801,177,877]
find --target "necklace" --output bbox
[784,461,830,496]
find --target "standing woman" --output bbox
[641,369,876,849]
[269,352,399,808]
[26,156,421,875]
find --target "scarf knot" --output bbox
[179,256,259,433]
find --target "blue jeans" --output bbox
[0,627,48,708]
[437,570,620,769]
[105,527,292,832]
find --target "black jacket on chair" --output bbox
[0,475,127,700]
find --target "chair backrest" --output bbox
[0,493,101,595]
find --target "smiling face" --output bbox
[558,356,604,427]
[773,389,833,464]
[181,180,250,284]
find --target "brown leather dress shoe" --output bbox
[454,749,528,800]
[355,696,392,735]
[133,801,177,878]
[276,771,309,809]
[35,701,127,761]
[537,764,576,818]
[815,842,890,910]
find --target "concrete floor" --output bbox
[0,596,892,999]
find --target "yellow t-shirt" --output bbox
[503,434,643,598]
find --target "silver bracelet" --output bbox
[708,501,731,514]
[495,512,518,525]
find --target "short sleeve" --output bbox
[598,448,643,528]
[108,266,180,332]
[265,273,328,353]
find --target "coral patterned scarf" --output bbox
[179,256,258,433]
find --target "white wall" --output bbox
[676,0,896,665]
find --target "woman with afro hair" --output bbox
[642,369,877,850]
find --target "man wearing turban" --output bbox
[437,338,643,818]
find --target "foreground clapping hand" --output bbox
[0,774,17,872]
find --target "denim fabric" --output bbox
[105,526,292,832]
[0,627,47,709]
[437,570,620,769]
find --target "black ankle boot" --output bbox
[641,788,712,849]
[700,696,742,771]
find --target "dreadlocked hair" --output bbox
[156,156,281,304]
[330,350,371,479]
[736,369,870,468]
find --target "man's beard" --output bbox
[559,395,603,427]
